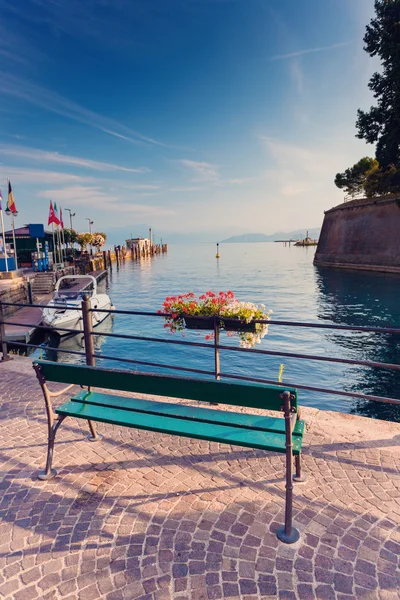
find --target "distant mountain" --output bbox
[221,233,272,243]
[221,228,320,243]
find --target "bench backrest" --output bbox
[34,361,298,412]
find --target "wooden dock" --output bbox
[3,270,107,344]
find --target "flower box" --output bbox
[219,317,260,332]
[183,316,215,330]
[161,291,271,348]
[182,316,261,332]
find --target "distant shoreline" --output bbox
[221,229,320,244]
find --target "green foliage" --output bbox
[334,157,379,197]
[364,164,400,197]
[356,0,400,167]
[335,2,400,196]
[63,228,78,244]
[77,232,93,250]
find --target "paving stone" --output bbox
[0,360,399,600]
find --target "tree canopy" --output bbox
[63,228,78,245]
[77,232,93,250]
[334,157,379,197]
[335,0,400,197]
[356,0,400,168]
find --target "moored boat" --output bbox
[42,275,114,335]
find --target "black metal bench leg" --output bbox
[277,391,300,544]
[293,453,308,483]
[38,416,66,480]
[87,420,103,442]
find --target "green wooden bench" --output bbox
[33,360,307,544]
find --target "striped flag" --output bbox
[6,180,17,215]
[54,202,61,226]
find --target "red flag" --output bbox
[60,207,64,229]
[48,201,60,226]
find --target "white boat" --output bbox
[42,275,114,335]
[43,312,114,363]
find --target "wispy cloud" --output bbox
[118,184,161,191]
[179,159,254,187]
[169,186,203,192]
[259,136,345,198]
[224,177,255,186]
[0,73,170,148]
[290,59,304,96]
[0,145,149,173]
[179,159,220,182]
[38,185,176,215]
[270,42,351,61]
[0,167,93,184]
[0,20,48,66]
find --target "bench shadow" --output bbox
[0,472,398,600]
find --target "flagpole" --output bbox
[52,223,57,265]
[60,208,66,261]
[57,226,62,263]
[61,227,66,260]
[6,179,18,270]
[58,226,63,263]
[0,201,8,272]
[11,213,18,270]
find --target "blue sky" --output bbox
[0,0,377,243]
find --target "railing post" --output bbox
[27,279,33,305]
[214,315,220,381]
[81,295,95,367]
[0,302,11,362]
[277,391,300,544]
[81,295,102,442]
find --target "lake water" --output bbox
[39,243,400,422]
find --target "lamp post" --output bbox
[65,208,75,231]
[86,218,94,255]
[65,208,76,254]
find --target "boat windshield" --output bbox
[55,278,95,301]
[54,290,88,301]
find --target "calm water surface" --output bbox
[40,243,400,421]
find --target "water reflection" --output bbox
[315,267,400,421]
[42,314,114,365]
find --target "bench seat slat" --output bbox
[56,401,303,455]
[71,391,305,437]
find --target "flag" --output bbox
[48,201,60,226]
[7,180,17,214]
[54,202,61,226]
[59,207,64,229]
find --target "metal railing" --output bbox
[1,297,400,408]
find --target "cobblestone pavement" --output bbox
[0,358,399,600]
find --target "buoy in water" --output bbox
[216,242,220,259]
